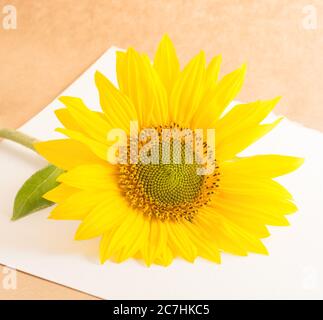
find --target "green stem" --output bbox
[0,128,39,152]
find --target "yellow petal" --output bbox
[183,220,221,263]
[220,216,268,255]
[142,218,167,266]
[34,139,102,170]
[56,128,108,161]
[116,51,128,93]
[141,53,168,127]
[57,164,117,191]
[116,48,168,127]
[154,34,180,96]
[99,228,116,264]
[170,51,206,127]
[205,55,222,91]
[166,222,198,262]
[199,208,268,255]
[220,176,293,200]
[49,190,110,220]
[99,210,147,262]
[221,155,304,178]
[114,215,150,263]
[55,108,83,132]
[43,183,78,203]
[94,71,138,133]
[59,96,110,144]
[204,204,270,238]
[215,97,281,141]
[195,211,248,256]
[223,217,270,239]
[76,195,129,240]
[154,246,174,266]
[191,64,246,129]
[115,48,146,126]
[216,117,283,161]
[211,192,295,226]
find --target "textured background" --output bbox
[0,0,322,299]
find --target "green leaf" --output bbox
[12,164,64,221]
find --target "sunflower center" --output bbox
[118,125,220,222]
[137,162,204,206]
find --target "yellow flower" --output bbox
[35,35,303,266]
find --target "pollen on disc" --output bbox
[118,125,219,222]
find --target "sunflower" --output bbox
[35,35,303,266]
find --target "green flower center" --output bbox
[137,162,204,206]
[118,125,220,222]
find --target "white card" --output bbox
[1,47,323,299]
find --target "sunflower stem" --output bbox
[0,128,39,152]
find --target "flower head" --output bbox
[35,35,303,266]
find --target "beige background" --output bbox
[0,0,322,299]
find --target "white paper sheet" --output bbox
[1,47,323,299]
